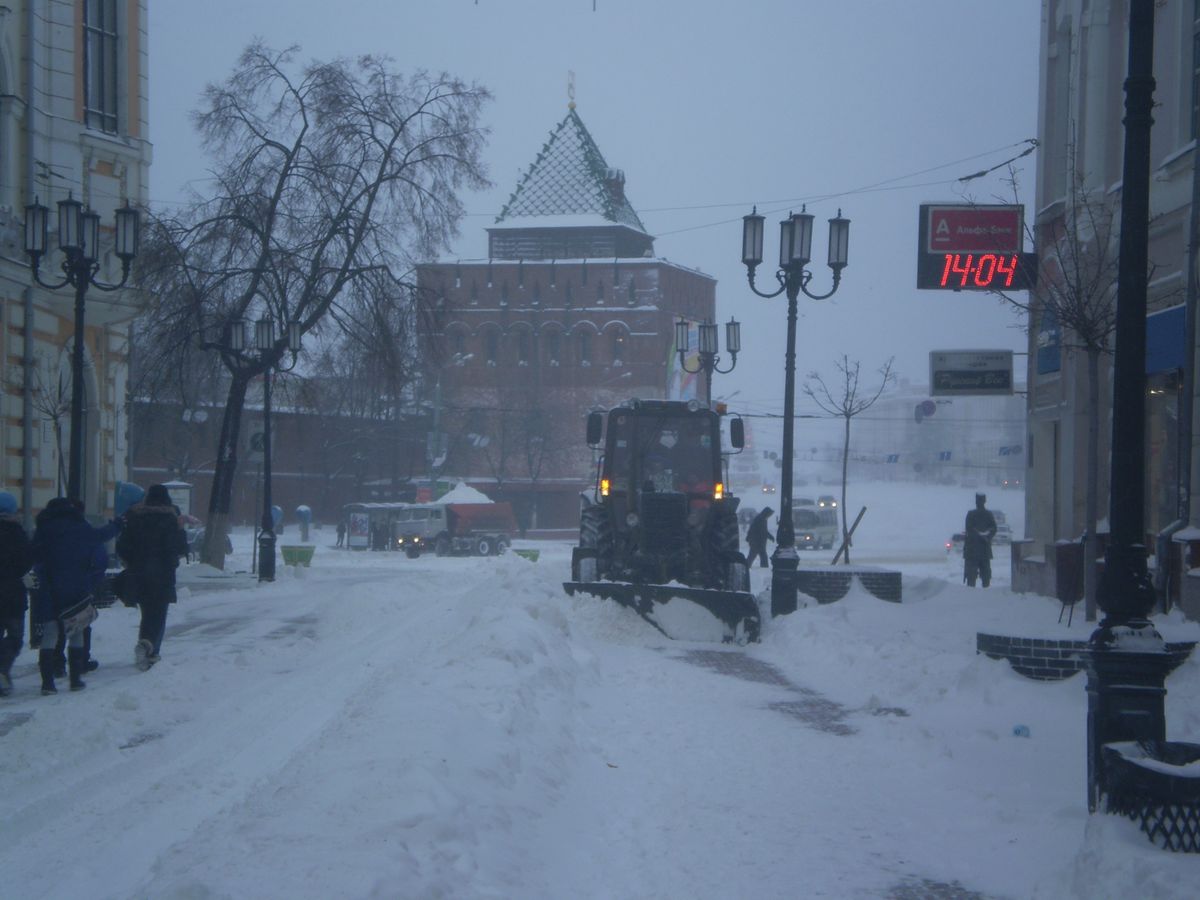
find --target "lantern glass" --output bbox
[828,211,850,269]
[790,211,814,266]
[255,318,274,351]
[778,218,794,269]
[287,320,302,352]
[24,200,49,256]
[115,203,140,260]
[725,318,741,354]
[229,320,247,352]
[80,210,101,262]
[699,320,718,355]
[675,318,690,354]
[57,195,83,251]
[741,209,764,267]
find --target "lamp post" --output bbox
[741,205,849,617]
[24,195,140,503]
[675,317,740,406]
[229,316,302,582]
[1084,0,1173,813]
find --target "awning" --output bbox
[1146,304,1186,374]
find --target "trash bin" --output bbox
[1055,541,1083,605]
[280,545,315,567]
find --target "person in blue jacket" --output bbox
[31,498,121,694]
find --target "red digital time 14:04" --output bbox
[938,253,1019,289]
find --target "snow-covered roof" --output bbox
[495,107,647,234]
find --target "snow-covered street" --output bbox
[2,482,1199,899]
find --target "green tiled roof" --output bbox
[495,107,646,232]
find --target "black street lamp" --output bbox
[1085,0,1174,813]
[741,205,849,617]
[675,317,740,405]
[24,195,140,503]
[229,316,302,582]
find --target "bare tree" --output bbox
[134,42,489,567]
[987,168,1128,620]
[804,355,895,563]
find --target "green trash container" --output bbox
[280,545,316,567]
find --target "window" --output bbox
[597,280,605,302]
[546,331,561,366]
[451,330,466,357]
[485,330,498,366]
[84,0,119,134]
[517,330,530,366]
[611,331,625,364]
[578,331,592,367]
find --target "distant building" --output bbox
[416,105,720,533]
[0,2,151,523]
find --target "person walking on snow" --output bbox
[31,498,120,693]
[0,492,32,697]
[336,520,346,548]
[963,492,998,588]
[117,484,189,671]
[746,507,775,569]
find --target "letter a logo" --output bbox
[934,217,950,241]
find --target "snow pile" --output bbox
[2,482,1199,898]
[436,482,494,504]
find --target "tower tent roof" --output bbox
[495,108,647,233]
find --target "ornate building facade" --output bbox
[416,105,719,533]
[1017,0,1199,616]
[0,1,151,524]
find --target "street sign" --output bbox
[930,349,1014,396]
[917,204,1036,290]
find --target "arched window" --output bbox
[578,331,592,367]
[546,330,561,366]
[517,330,531,366]
[485,329,499,366]
[611,330,625,365]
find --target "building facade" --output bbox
[0,1,151,524]
[416,106,719,533]
[1018,0,1198,615]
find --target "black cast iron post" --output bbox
[742,207,849,616]
[675,317,741,406]
[259,343,276,582]
[1085,0,1172,813]
[23,197,140,503]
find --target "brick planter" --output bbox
[795,567,902,605]
[976,632,1196,681]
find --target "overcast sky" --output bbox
[148,0,1043,421]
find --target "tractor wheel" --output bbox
[579,504,613,580]
[405,544,420,559]
[474,536,493,556]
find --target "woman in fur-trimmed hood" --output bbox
[116,484,188,671]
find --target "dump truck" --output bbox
[393,501,516,558]
[563,398,759,642]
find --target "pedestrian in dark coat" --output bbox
[116,484,188,671]
[336,520,346,548]
[0,492,32,696]
[963,493,998,588]
[31,498,121,694]
[746,507,775,569]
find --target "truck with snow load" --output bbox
[393,501,516,558]
[564,398,759,642]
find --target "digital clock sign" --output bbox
[917,204,1037,291]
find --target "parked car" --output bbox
[794,507,837,551]
[995,524,1013,544]
[946,532,966,554]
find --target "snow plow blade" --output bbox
[563,580,761,643]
